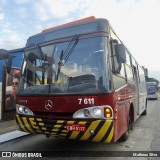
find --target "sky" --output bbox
[0,0,160,80]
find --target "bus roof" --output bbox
[0,48,24,60]
[26,17,109,47]
[42,16,96,33]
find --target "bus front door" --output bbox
[133,66,140,115]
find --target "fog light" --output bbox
[90,130,94,135]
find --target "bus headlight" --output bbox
[18,106,24,114]
[93,108,102,118]
[84,109,90,117]
[73,105,113,119]
[16,104,33,116]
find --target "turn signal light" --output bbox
[104,107,112,118]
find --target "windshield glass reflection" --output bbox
[19,36,109,95]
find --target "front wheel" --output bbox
[120,114,132,141]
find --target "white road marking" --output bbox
[0,130,29,144]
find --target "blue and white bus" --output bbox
[146,82,158,100]
[0,48,24,120]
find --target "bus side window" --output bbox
[110,40,127,90]
[136,65,141,83]
[125,52,134,81]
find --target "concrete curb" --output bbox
[0,130,30,144]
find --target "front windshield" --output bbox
[19,36,109,95]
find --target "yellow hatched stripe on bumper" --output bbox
[39,123,44,126]
[69,121,87,139]
[29,118,40,130]
[54,124,63,128]
[60,133,67,137]
[57,120,65,124]
[41,127,47,131]
[80,120,101,141]
[66,121,75,124]
[22,117,35,133]
[16,115,113,143]
[61,130,68,133]
[16,115,28,133]
[52,121,67,132]
[105,124,114,143]
[92,121,112,142]
[37,118,42,121]
[52,128,59,132]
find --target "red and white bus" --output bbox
[15,16,147,143]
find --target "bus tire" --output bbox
[129,107,133,130]
[120,114,131,142]
[141,100,147,116]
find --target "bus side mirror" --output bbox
[117,44,126,63]
[6,56,12,74]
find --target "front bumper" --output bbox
[15,114,114,143]
[147,94,158,99]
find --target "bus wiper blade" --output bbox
[63,34,79,63]
[55,34,79,82]
[55,50,64,81]
[36,45,47,61]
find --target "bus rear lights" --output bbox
[104,108,112,118]
[16,104,33,116]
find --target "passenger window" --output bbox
[119,63,126,78]
[125,65,133,81]
[126,52,131,67]
[113,75,126,90]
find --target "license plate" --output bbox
[66,124,86,132]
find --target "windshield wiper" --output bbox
[55,34,79,81]
[36,45,47,61]
[63,34,79,62]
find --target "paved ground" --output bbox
[0,119,17,135]
[0,119,30,144]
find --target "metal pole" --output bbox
[1,65,6,120]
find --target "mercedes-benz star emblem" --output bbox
[45,100,53,110]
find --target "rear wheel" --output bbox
[141,100,147,116]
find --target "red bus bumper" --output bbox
[15,114,114,143]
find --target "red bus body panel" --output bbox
[16,87,129,143]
